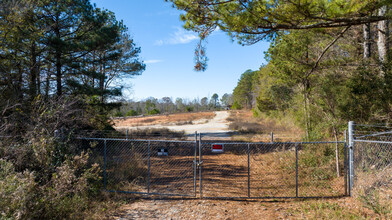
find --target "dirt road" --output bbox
[115,111,231,137]
[113,199,298,220]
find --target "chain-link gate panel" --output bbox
[250,143,296,198]
[82,138,197,197]
[200,142,249,198]
[148,140,196,196]
[199,140,347,199]
[297,143,347,197]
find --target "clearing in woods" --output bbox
[114,111,231,138]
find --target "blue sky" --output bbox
[91,0,270,101]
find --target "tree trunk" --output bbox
[54,11,62,97]
[17,62,23,99]
[45,64,51,99]
[56,50,62,97]
[303,85,309,140]
[378,6,389,64]
[30,42,37,99]
[37,57,41,95]
[99,54,105,103]
[363,23,371,58]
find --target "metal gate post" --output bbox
[247,143,250,198]
[194,131,197,197]
[199,133,203,198]
[344,130,348,196]
[348,121,355,196]
[147,140,151,194]
[295,143,298,198]
[104,139,107,190]
[147,141,151,194]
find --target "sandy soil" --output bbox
[115,111,231,137]
[112,199,299,220]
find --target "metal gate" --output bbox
[80,135,348,199]
[81,138,198,197]
[198,136,348,199]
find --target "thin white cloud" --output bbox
[144,59,163,64]
[155,27,198,46]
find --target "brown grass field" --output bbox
[113,112,216,127]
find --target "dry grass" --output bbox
[228,110,304,142]
[116,128,186,139]
[113,112,215,127]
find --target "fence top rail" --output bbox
[75,137,196,143]
[355,130,392,139]
[203,141,345,145]
[75,137,345,145]
[354,139,392,144]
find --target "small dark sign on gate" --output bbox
[211,144,224,153]
[158,148,168,156]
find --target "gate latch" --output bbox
[194,160,203,166]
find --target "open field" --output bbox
[114,111,231,138]
[113,112,216,127]
[113,110,304,141]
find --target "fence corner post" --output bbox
[348,121,355,196]
[271,132,274,143]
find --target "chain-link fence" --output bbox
[352,124,392,196]
[79,138,197,197]
[79,135,347,199]
[199,140,347,199]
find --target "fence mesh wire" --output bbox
[353,124,392,195]
[298,143,346,197]
[200,141,346,198]
[80,138,196,196]
[77,137,347,199]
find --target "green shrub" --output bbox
[148,108,160,115]
[38,153,101,219]
[185,106,194,112]
[126,109,138,116]
[0,159,36,219]
[114,111,124,117]
[231,101,242,110]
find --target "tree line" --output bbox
[114,93,234,117]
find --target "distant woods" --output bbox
[0,0,145,134]
[114,94,234,117]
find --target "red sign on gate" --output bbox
[211,144,224,153]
